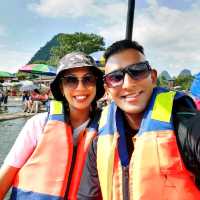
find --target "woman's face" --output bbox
[60,67,96,112]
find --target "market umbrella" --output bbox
[19,80,39,92]
[19,64,56,76]
[0,71,15,78]
[20,85,39,92]
[90,51,105,67]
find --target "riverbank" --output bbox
[0,96,44,121]
[0,111,35,121]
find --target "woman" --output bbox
[0,52,104,199]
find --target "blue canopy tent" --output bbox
[190,73,200,99]
[90,51,105,67]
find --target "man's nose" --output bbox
[122,73,136,89]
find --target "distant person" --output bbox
[22,91,30,102]
[22,91,30,112]
[78,40,200,199]
[2,90,9,105]
[0,52,104,199]
[0,90,3,106]
[23,89,42,113]
[29,89,43,113]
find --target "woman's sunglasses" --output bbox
[103,61,151,88]
[61,74,97,89]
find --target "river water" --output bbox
[0,103,29,199]
[0,116,27,166]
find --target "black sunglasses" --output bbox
[103,61,151,88]
[61,74,97,89]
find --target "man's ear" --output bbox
[104,84,112,101]
[104,83,110,96]
[150,69,157,86]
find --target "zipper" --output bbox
[122,165,129,200]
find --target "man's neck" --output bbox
[124,112,143,130]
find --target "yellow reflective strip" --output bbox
[100,56,105,65]
[97,134,118,200]
[99,105,109,129]
[49,100,63,115]
[151,91,176,122]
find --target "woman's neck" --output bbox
[69,107,90,129]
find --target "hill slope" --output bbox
[28,33,61,64]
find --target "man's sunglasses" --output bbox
[61,74,97,89]
[103,61,151,88]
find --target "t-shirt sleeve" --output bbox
[3,113,48,168]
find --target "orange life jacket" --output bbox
[97,88,200,200]
[11,100,97,200]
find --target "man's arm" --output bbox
[78,137,102,200]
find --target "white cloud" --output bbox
[28,0,127,22]
[98,0,200,76]
[27,0,200,76]
[99,23,126,44]
[0,49,33,73]
[131,2,200,75]
[28,0,96,18]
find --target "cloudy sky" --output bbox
[0,0,200,76]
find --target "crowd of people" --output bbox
[22,89,50,113]
[0,40,200,200]
[0,87,50,113]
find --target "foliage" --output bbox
[28,32,105,66]
[49,32,105,65]
[28,35,59,64]
[31,60,47,64]
[175,75,194,90]
[15,72,28,80]
[157,74,194,91]
[157,76,168,87]
[15,72,39,80]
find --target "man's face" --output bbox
[104,49,157,115]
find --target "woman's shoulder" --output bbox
[26,112,48,129]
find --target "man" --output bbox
[78,39,200,200]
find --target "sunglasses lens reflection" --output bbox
[62,75,96,89]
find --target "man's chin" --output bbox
[118,105,144,114]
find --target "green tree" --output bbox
[31,60,47,64]
[157,76,168,87]
[175,75,194,90]
[49,32,105,66]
